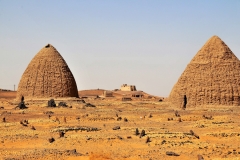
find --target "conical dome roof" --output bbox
[169,36,240,107]
[17,44,79,100]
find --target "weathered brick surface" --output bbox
[17,44,79,100]
[169,36,240,107]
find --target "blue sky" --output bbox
[1,1,240,96]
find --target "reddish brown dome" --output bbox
[169,36,240,107]
[17,44,79,100]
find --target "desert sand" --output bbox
[0,94,240,160]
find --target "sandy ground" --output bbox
[0,98,240,160]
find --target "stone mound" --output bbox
[169,36,240,107]
[17,44,79,100]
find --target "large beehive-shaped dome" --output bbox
[169,36,240,107]
[17,44,79,100]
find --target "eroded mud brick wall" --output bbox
[17,44,79,100]
[169,36,240,107]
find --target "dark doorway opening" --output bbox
[183,95,187,109]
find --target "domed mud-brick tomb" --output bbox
[17,44,79,100]
[169,36,240,108]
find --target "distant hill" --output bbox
[78,89,105,97]
[0,91,16,99]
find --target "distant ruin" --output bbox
[16,44,79,100]
[120,84,136,91]
[103,91,113,97]
[169,36,240,107]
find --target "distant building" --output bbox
[17,44,79,101]
[120,84,136,91]
[103,91,113,97]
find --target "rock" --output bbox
[203,115,213,120]
[175,110,180,117]
[190,130,200,139]
[145,136,151,143]
[85,103,96,107]
[117,117,122,121]
[58,102,67,107]
[135,128,140,135]
[43,111,54,114]
[161,140,166,145]
[48,137,55,143]
[48,99,56,107]
[23,119,29,124]
[148,113,152,118]
[140,130,146,138]
[113,126,120,130]
[178,118,182,122]
[166,151,180,156]
[66,149,77,155]
[31,126,36,130]
[59,131,65,137]
[20,120,28,127]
